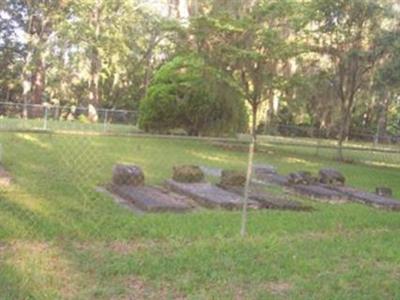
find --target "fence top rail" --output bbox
[0,101,137,114]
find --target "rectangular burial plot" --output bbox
[253,173,289,187]
[290,184,349,204]
[221,184,313,211]
[165,180,257,210]
[325,185,400,211]
[107,184,193,213]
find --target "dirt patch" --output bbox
[0,165,12,188]
[116,276,187,300]
[107,241,145,255]
[264,281,293,295]
[4,240,83,299]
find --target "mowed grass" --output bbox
[0,117,140,134]
[0,132,399,299]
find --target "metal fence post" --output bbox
[241,135,256,237]
[103,110,109,132]
[315,127,321,157]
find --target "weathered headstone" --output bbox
[200,166,222,177]
[319,168,345,186]
[288,171,316,185]
[219,170,246,188]
[253,164,277,176]
[254,172,289,186]
[376,187,392,197]
[112,164,145,186]
[172,165,204,183]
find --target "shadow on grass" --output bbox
[0,260,36,299]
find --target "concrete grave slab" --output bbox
[253,172,290,187]
[200,166,222,178]
[325,185,400,211]
[106,184,193,213]
[221,184,313,211]
[253,164,277,176]
[165,179,259,210]
[290,184,349,203]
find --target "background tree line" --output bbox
[1,0,399,149]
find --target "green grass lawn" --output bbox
[0,131,399,299]
[0,117,140,134]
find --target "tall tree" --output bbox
[305,0,394,159]
[191,0,296,139]
[20,1,68,107]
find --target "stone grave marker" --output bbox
[319,168,345,185]
[107,164,192,212]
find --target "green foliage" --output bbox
[78,114,90,124]
[139,55,248,136]
[0,0,399,138]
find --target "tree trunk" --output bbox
[5,87,10,102]
[168,0,180,18]
[89,47,101,106]
[264,89,274,133]
[337,104,351,161]
[89,0,101,107]
[251,104,258,141]
[374,91,390,145]
[188,0,199,16]
[21,15,34,119]
[32,53,45,104]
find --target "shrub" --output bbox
[139,55,248,136]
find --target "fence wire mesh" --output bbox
[0,102,138,133]
[0,106,399,299]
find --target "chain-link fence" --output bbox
[261,123,400,145]
[0,102,138,133]
[1,110,400,299]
